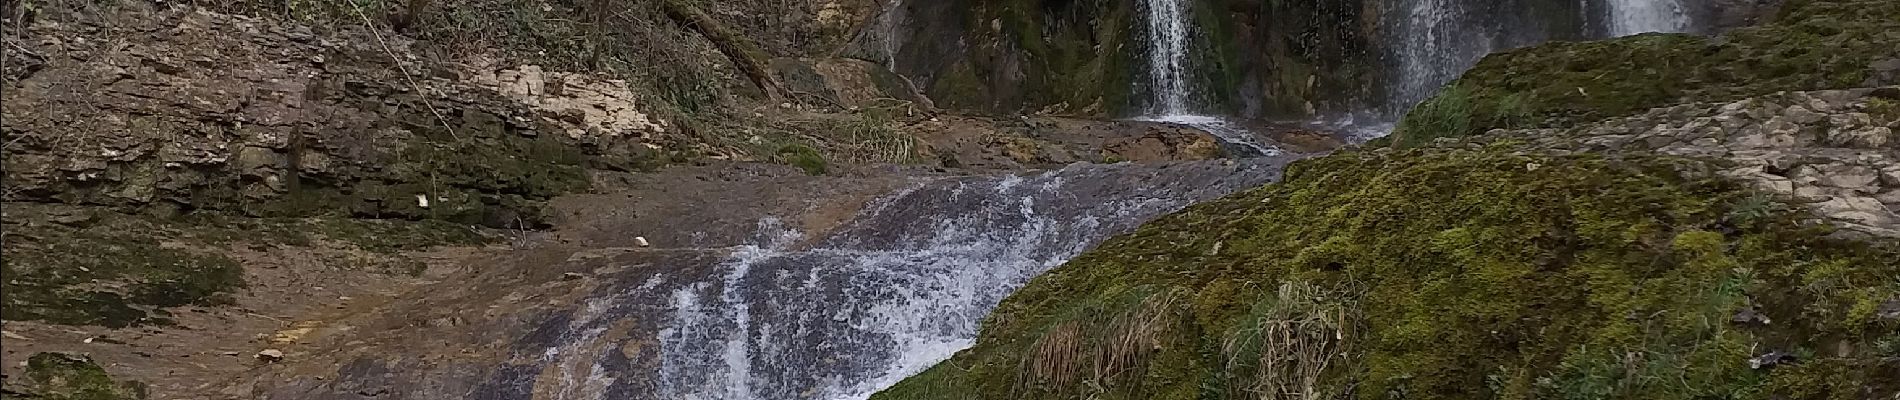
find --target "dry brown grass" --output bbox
[1021,320,1086,390]
[1095,289,1183,385]
[1014,289,1189,396]
[1223,281,1361,400]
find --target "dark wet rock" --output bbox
[1879,298,1900,320]
[1732,305,1772,325]
[1749,350,1797,370]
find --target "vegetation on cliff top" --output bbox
[875,148,1900,399]
[1386,0,1900,147]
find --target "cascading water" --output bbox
[1137,0,1282,156]
[1385,0,1494,112]
[515,159,1299,400]
[1143,0,1194,115]
[874,0,908,69]
[1379,0,1697,113]
[1608,0,1690,35]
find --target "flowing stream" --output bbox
[1143,0,1195,115]
[492,1,1701,399]
[514,160,1297,399]
[1385,0,1494,112]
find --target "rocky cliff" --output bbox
[2,7,675,228]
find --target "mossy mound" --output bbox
[874,148,1900,400]
[1386,0,1900,147]
[8,353,148,400]
[0,204,489,328]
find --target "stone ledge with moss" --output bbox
[873,142,1900,399]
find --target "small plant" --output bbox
[1392,85,1477,148]
[1492,92,1539,129]
[1877,330,1900,358]
[1864,97,1900,124]
[775,143,828,175]
[1724,192,1779,227]
[1222,281,1360,400]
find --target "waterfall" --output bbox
[1386,0,1494,112]
[1608,0,1689,36]
[1381,0,1696,113]
[505,159,1298,400]
[875,0,908,68]
[1143,0,1195,115]
[1137,0,1284,155]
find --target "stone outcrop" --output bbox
[466,63,670,140]
[1,7,672,227]
[1100,130,1225,162]
[1438,87,1900,237]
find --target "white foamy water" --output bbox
[1143,0,1194,115]
[875,0,908,68]
[1136,0,1290,155]
[1138,115,1283,156]
[1608,0,1689,36]
[1387,0,1493,112]
[531,160,1297,400]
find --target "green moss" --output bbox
[775,143,830,176]
[875,149,1900,400]
[2,227,242,328]
[15,353,148,400]
[1865,96,1900,124]
[1,204,490,327]
[1390,0,1900,147]
[248,121,590,227]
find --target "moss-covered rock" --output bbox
[874,148,1900,400]
[10,353,148,400]
[1387,0,1900,147]
[0,204,489,327]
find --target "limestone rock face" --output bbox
[1,8,669,227]
[466,63,669,139]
